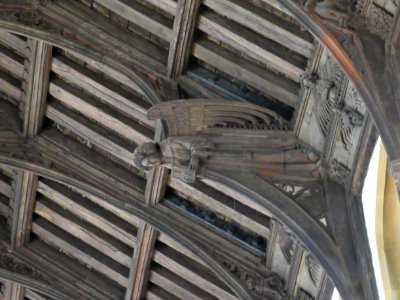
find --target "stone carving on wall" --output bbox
[133,100,324,184]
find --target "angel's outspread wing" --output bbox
[147,99,286,137]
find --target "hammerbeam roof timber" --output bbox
[0,96,338,299]
[0,103,349,300]
[0,104,254,299]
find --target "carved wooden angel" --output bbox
[133,100,325,183]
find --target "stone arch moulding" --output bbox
[277,0,400,182]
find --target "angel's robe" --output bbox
[158,135,324,183]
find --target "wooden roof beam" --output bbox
[168,0,201,78]
[48,79,153,145]
[0,32,26,57]
[41,0,167,75]
[198,11,306,82]
[37,179,137,247]
[0,119,253,300]
[192,39,299,107]
[11,39,52,250]
[9,40,51,300]
[21,239,124,299]
[32,217,130,287]
[0,43,24,80]
[203,0,311,57]
[94,0,174,42]
[126,124,169,300]
[50,55,154,127]
[153,245,237,300]
[170,177,271,237]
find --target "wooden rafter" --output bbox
[11,39,52,249]
[168,0,201,78]
[126,121,169,299]
[9,39,52,300]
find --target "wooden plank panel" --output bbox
[153,249,237,300]
[203,0,312,57]
[50,0,168,73]
[192,40,298,107]
[0,193,11,217]
[49,79,153,144]
[38,179,136,247]
[170,178,270,237]
[147,284,180,300]
[145,0,177,15]
[95,0,173,40]
[63,51,145,97]
[202,178,272,217]
[158,233,206,267]
[35,199,132,267]
[0,164,15,178]
[0,69,21,102]
[51,56,154,127]
[0,43,24,79]
[32,220,129,287]
[198,12,305,81]
[149,267,217,300]
[25,289,49,300]
[0,31,26,56]
[29,238,125,299]
[70,186,142,227]
[0,174,11,198]
[47,102,135,166]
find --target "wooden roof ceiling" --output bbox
[0,0,391,299]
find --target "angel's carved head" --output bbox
[133,142,163,171]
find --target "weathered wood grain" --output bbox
[192,39,299,107]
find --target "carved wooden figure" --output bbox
[133,100,325,183]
